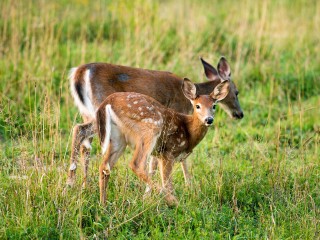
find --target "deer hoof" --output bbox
[143,185,152,199]
[165,194,178,207]
[81,179,88,189]
[69,163,77,171]
[102,163,111,176]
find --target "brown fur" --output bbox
[96,79,230,205]
[77,62,217,113]
[96,106,106,145]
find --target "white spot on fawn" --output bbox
[133,101,138,104]
[154,120,161,126]
[127,104,132,108]
[140,112,144,116]
[142,118,154,124]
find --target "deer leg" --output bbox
[99,138,126,205]
[80,115,95,188]
[159,157,178,206]
[80,137,93,188]
[66,121,95,187]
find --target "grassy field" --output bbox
[0,0,319,239]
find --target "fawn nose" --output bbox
[205,117,214,125]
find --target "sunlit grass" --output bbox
[0,0,319,238]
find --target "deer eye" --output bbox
[212,105,216,110]
[196,104,200,109]
[235,91,239,96]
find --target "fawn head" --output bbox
[182,78,230,126]
[200,57,244,119]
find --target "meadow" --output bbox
[0,0,319,239]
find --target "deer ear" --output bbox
[210,80,230,101]
[182,78,197,100]
[200,57,220,81]
[217,57,231,81]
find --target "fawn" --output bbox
[93,78,230,205]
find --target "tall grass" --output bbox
[0,0,319,238]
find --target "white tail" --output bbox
[96,78,230,206]
[69,67,95,119]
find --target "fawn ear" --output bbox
[217,57,231,81]
[200,57,220,81]
[210,80,230,101]
[182,78,197,100]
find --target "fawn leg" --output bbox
[180,160,192,186]
[130,137,160,195]
[99,139,126,205]
[148,156,159,176]
[159,157,178,206]
[145,156,159,194]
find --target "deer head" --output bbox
[200,57,244,119]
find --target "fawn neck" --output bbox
[188,113,208,149]
[173,112,209,153]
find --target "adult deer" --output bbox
[66,57,243,187]
[92,78,230,205]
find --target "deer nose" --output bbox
[233,112,244,119]
[205,117,214,125]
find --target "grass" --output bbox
[0,0,319,239]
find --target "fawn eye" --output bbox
[236,91,239,96]
[212,105,216,110]
[196,105,200,109]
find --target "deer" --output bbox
[66,57,243,188]
[87,78,230,205]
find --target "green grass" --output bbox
[0,0,319,239]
